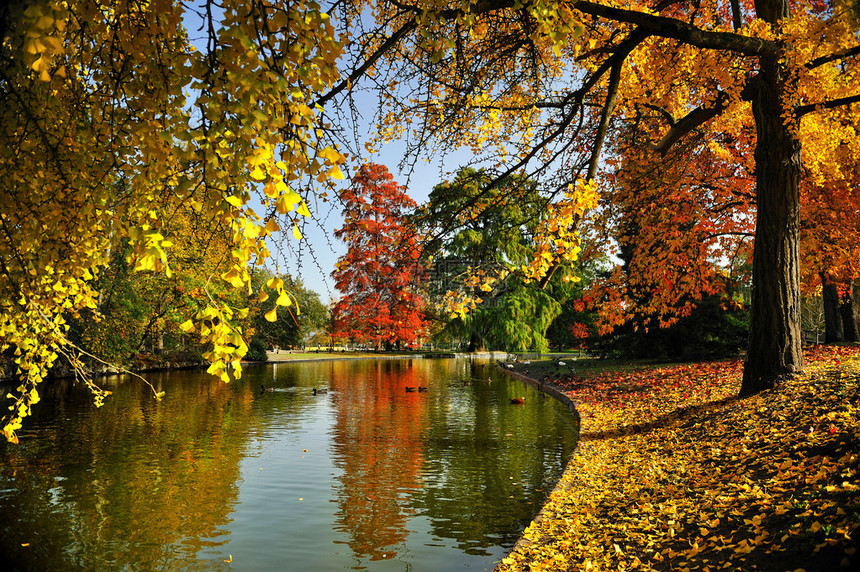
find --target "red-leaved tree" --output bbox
[332,163,429,350]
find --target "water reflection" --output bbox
[0,372,256,571]
[0,359,578,571]
[329,360,430,562]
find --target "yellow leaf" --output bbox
[264,307,278,322]
[810,521,822,533]
[179,319,195,333]
[328,165,345,180]
[292,224,303,239]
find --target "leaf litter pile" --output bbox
[497,345,860,572]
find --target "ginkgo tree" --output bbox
[324,0,859,396]
[0,0,347,442]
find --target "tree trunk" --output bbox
[822,273,843,343]
[467,332,483,352]
[740,42,804,395]
[840,282,858,342]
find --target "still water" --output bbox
[0,358,579,571]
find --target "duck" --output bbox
[405,386,417,392]
[510,397,525,405]
[260,385,275,392]
[313,388,328,395]
[417,386,428,392]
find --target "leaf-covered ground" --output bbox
[497,345,860,572]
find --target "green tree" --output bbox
[422,168,573,352]
[247,269,328,357]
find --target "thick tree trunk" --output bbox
[740,45,804,395]
[822,273,843,343]
[840,282,858,342]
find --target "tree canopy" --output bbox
[325,0,859,394]
[1,0,346,442]
[1,0,858,440]
[332,163,430,349]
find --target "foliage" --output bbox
[593,295,750,362]
[0,0,346,442]
[246,268,328,352]
[587,128,755,335]
[328,0,860,393]
[332,163,430,350]
[499,345,860,571]
[67,202,241,369]
[421,168,582,352]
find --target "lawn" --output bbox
[497,345,860,572]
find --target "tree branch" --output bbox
[314,17,417,107]
[587,52,625,180]
[728,0,743,30]
[573,1,773,56]
[806,45,860,69]
[653,91,728,154]
[796,93,860,118]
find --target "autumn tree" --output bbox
[332,163,430,350]
[324,0,859,395]
[69,200,239,368]
[587,130,755,336]
[800,149,860,343]
[0,0,347,442]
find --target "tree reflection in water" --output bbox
[0,358,578,570]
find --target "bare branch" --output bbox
[314,17,417,107]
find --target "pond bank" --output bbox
[264,350,513,363]
[496,345,860,572]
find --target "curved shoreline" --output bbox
[496,363,582,561]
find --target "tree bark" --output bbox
[822,273,843,343]
[740,42,804,395]
[840,282,858,342]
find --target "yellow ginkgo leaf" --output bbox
[328,165,345,180]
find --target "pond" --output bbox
[0,358,579,571]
